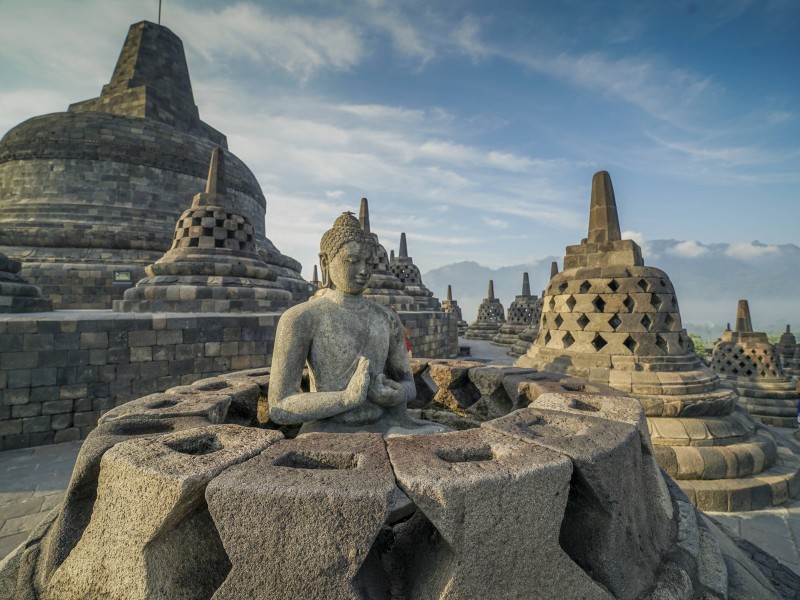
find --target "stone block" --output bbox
[12,404,41,418]
[22,415,51,433]
[46,425,281,600]
[206,433,393,600]
[426,360,483,412]
[79,332,107,349]
[387,428,611,599]
[99,386,231,425]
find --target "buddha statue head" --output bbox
[319,212,376,294]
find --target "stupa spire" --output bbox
[488,280,495,300]
[735,300,753,333]
[399,232,408,258]
[311,265,319,286]
[390,249,395,262]
[447,284,453,301]
[787,325,791,334]
[522,272,530,296]
[359,198,370,233]
[205,148,226,194]
[550,261,559,278]
[587,171,621,244]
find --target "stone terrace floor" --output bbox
[1,337,799,578]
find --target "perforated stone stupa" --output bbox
[776,325,800,379]
[493,272,539,347]
[114,148,291,313]
[0,20,309,308]
[357,198,416,311]
[0,252,52,313]
[516,171,799,511]
[509,262,554,358]
[388,233,440,309]
[711,301,799,428]
[464,280,505,340]
[440,285,468,335]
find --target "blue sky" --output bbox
[1,0,798,279]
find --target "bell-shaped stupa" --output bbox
[464,280,505,340]
[0,252,53,313]
[357,199,416,311]
[516,171,798,511]
[114,148,292,313]
[509,262,554,357]
[711,301,800,428]
[388,233,440,309]
[776,325,800,379]
[440,284,468,335]
[0,20,309,309]
[492,273,539,346]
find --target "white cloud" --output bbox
[725,242,780,260]
[483,217,509,229]
[667,240,710,258]
[768,111,796,125]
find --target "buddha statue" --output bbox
[267,212,448,436]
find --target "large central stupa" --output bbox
[516,171,799,511]
[0,20,310,308]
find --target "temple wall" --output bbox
[0,312,279,450]
[400,311,458,360]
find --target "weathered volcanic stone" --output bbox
[388,232,440,310]
[0,20,310,309]
[45,425,281,600]
[711,301,800,428]
[515,170,798,511]
[0,251,52,313]
[493,272,540,347]
[206,433,396,600]
[776,325,800,378]
[440,284,468,334]
[510,262,556,357]
[387,427,612,600]
[464,279,505,340]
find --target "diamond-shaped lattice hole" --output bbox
[592,296,606,312]
[608,314,622,331]
[746,369,753,376]
[637,279,649,292]
[608,279,619,292]
[554,314,564,328]
[732,368,739,375]
[591,334,607,351]
[641,314,652,330]
[650,294,663,310]
[577,314,590,330]
[579,280,591,294]
[623,335,637,353]
[738,361,745,368]
[559,282,569,293]
[544,331,552,345]
[623,295,635,312]
[664,314,675,329]
[565,295,577,311]
[549,298,556,311]
[659,279,666,287]
[655,334,668,354]
[562,332,575,348]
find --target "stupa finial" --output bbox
[390,249,395,261]
[488,279,495,300]
[311,265,319,286]
[399,232,408,258]
[550,261,559,278]
[726,323,731,331]
[359,197,370,233]
[522,272,530,296]
[447,284,453,301]
[588,171,621,244]
[787,324,791,334]
[735,300,753,333]
[205,148,226,195]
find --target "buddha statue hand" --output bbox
[343,356,372,409]
[368,373,407,407]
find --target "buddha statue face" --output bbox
[323,240,374,295]
[318,212,376,295]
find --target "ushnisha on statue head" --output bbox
[318,212,376,294]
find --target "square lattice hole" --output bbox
[562,332,575,348]
[623,335,637,353]
[577,314,590,330]
[591,334,607,351]
[641,314,652,330]
[554,314,564,328]
[623,295,635,312]
[608,279,619,292]
[579,280,591,294]
[608,314,622,330]
[637,279,649,292]
[592,296,606,312]
[565,295,577,311]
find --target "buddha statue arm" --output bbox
[267,309,371,425]
[368,310,416,407]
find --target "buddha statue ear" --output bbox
[319,253,331,288]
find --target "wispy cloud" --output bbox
[667,240,710,258]
[725,242,780,260]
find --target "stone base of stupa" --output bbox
[463,321,502,340]
[491,322,528,347]
[508,325,537,357]
[733,379,800,428]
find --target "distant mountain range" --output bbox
[423,240,800,341]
